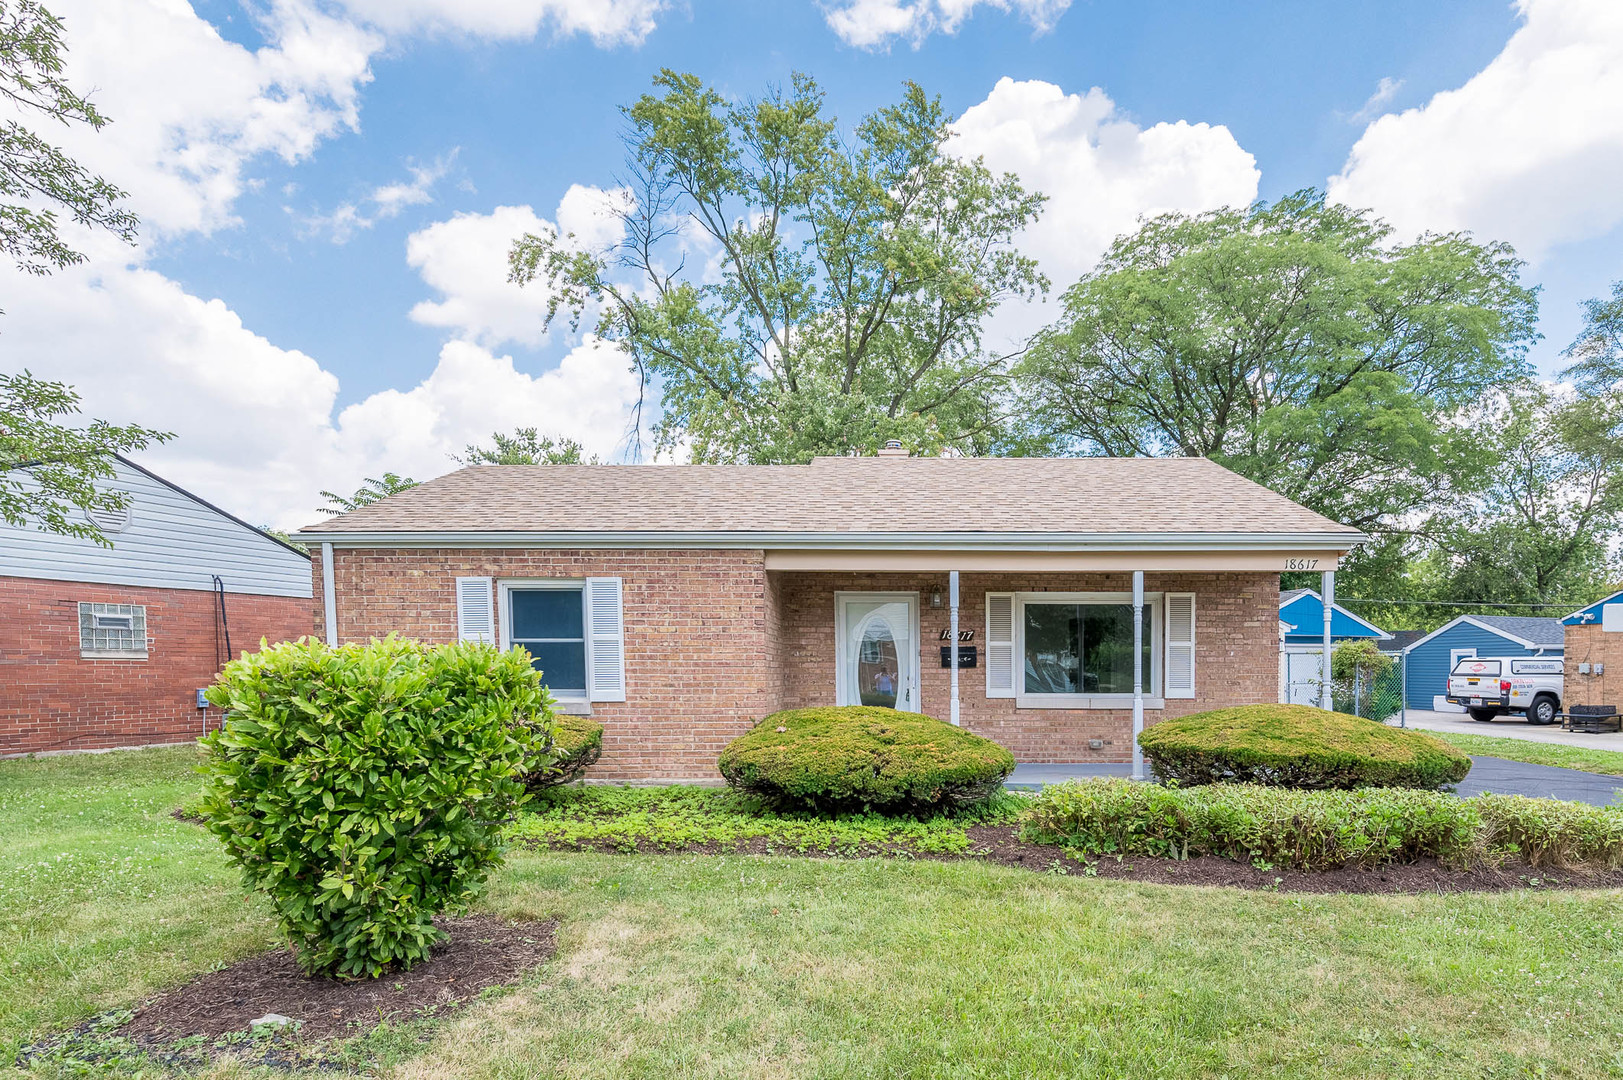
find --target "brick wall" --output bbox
[1565,625,1623,710]
[319,551,1279,779]
[322,548,779,782]
[776,571,1279,763]
[1,576,312,756]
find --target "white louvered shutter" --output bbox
[1165,593,1196,698]
[986,592,1015,698]
[585,577,626,702]
[455,577,495,643]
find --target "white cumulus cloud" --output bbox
[1328,0,1623,260]
[407,185,633,348]
[824,0,1070,48]
[34,0,380,241]
[949,77,1260,345]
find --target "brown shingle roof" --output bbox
[297,456,1359,542]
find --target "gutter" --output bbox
[289,528,1367,552]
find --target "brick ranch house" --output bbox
[294,453,1365,782]
[1,455,313,756]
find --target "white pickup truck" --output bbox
[1445,656,1564,725]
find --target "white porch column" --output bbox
[1132,570,1145,781]
[949,571,961,727]
[1320,569,1335,710]
[321,543,338,646]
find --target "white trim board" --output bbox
[1401,614,1563,654]
[1278,588,1392,640]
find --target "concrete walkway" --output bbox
[1392,709,1623,750]
[1006,756,1623,807]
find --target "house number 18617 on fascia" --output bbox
[1282,558,1321,571]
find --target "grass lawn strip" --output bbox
[9,747,1623,1078]
[1427,731,1623,778]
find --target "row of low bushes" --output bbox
[1021,778,1623,872]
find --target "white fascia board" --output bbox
[1403,614,1537,654]
[1563,589,1623,624]
[1278,587,1391,640]
[290,528,1368,552]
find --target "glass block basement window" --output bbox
[78,602,148,657]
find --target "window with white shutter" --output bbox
[985,592,1015,697]
[1165,592,1196,698]
[585,576,626,702]
[455,577,495,643]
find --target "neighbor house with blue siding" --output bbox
[1277,588,1390,705]
[1401,615,1565,711]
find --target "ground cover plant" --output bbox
[1022,778,1623,871]
[511,783,1028,855]
[1139,703,1471,789]
[196,635,554,977]
[718,706,1015,811]
[1427,729,1623,777]
[12,748,1623,1078]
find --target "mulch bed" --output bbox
[522,826,1623,894]
[120,914,556,1045]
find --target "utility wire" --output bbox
[1339,598,1576,609]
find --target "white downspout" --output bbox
[1320,570,1335,710]
[321,542,338,646]
[1132,570,1144,781]
[949,570,961,727]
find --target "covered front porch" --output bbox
[762,550,1337,773]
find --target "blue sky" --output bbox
[9,0,1623,526]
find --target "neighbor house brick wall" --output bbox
[1565,624,1623,710]
[775,571,1279,764]
[0,576,311,756]
[322,548,778,782]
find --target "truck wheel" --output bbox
[1468,708,1498,722]
[1528,695,1558,726]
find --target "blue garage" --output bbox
[1402,615,1565,711]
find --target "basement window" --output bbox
[79,602,148,659]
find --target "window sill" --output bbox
[80,651,149,661]
[1015,694,1165,711]
[553,699,594,716]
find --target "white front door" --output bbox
[836,592,919,712]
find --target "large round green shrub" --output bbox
[198,635,556,977]
[717,706,1015,811]
[519,713,604,790]
[1137,704,1471,790]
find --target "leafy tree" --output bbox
[1018,192,1538,542]
[319,473,418,515]
[453,428,595,465]
[0,370,171,545]
[1563,278,1623,395]
[510,70,1046,463]
[2,0,138,295]
[1353,384,1623,631]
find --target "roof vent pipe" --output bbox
[877,440,908,458]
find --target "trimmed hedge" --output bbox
[717,706,1015,811]
[197,636,555,977]
[520,714,604,790]
[1022,779,1623,872]
[1137,704,1471,790]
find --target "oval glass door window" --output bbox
[856,619,901,707]
[836,594,917,711]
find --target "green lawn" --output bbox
[8,748,1623,1078]
[1427,730,1623,778]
